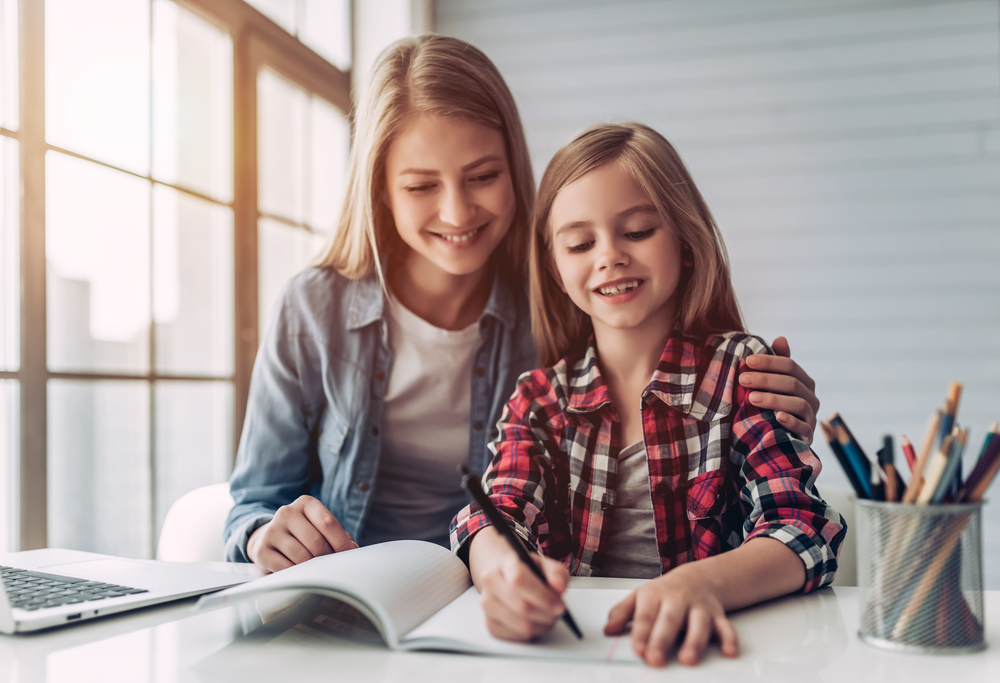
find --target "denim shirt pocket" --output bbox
[317,409,351,499]
[685,468,730,560]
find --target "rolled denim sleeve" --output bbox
[224,283,316,562]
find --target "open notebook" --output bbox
[195,540,642,662]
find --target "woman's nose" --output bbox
[439,186,475,227]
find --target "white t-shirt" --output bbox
[358,294,481,548]
[602,440,662,579]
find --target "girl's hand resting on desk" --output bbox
[247,495,359,573]
[744,336,820,445]
[468,525,570,640]
[604,564,739,668]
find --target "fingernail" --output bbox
[739,374,752,385]
[747,356,759,367]
[749,392,762,403]
[777,412,788,421]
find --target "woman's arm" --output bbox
[744,336,820,443]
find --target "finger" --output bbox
[604,592,637,635]
[776,412,814,445]
[256,545,295,574]
[744,355,816,395]
[302,498,357,552]
[748,393,815,440]
[504,558,565,617]
[629,591,662,658]
[271,532,315,566]
[538,554,570,594]
[645,602,685,667]
[285,513,336,558]
[715,615,740,658]
[480,573,559,639]
[770,336,791,357]
[677,607,713,666]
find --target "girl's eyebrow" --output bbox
[397,154,504,177]
[553,204,658,237]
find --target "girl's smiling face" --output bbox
[549,161,684,338]
[384,114,516,279]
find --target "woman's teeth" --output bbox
[599,280,640,295]
[437,226,483,242]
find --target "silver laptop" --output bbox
[0,548,252,633]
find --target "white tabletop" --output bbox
[1,567,997,682]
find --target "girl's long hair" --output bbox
[315,35,534,289]
[529,123,745,366]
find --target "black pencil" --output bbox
[459,465,583,639]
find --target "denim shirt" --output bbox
[224,267,537,562]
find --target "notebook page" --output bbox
[402,584,642,662]
[196,540,470,647]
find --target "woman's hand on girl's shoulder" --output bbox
[604,567,739,668]
[741,335,820,444]
[247,495,359,574]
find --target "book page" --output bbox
[195,540,471,647]
[401,581,643,662]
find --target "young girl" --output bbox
[451,123,846,667]
[226,36,822,575]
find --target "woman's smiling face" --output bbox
[384,114,516,279]
[548,161,684,338]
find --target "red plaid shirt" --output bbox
[451,331,845,592]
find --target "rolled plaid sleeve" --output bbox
[450,371,572,560]
[731,357,846,592]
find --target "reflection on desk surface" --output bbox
[0,584,997,683]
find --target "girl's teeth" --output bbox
[600,281,639,295]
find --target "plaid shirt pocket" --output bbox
[685,467,731,560]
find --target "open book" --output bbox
[195,540,642,662]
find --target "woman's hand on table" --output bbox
[744,336,820,444]
[247,495,359,573]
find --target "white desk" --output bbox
[1,569,997,682]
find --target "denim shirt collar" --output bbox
[344,268,520,332]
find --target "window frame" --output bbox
[13,0,352,552]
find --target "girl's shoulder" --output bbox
[510,343,597,417]
[702,330,773,366]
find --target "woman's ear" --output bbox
[546,256,567,294]
[682,247,694,268]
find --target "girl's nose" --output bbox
[439,186,475,228]
[596,239,629,270]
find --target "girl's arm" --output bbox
[604,536,804,667]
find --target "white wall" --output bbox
[436,0,1000,588]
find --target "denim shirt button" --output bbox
[358,481,370,492]
[375,372,385,382]
[475,367,485,378]
[474,421,484,431]
[371,427,379,436]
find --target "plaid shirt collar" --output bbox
[565,330,707,419]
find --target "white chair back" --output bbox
[156,483,234,562]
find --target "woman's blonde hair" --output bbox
[316,35,534,287]
[529,123,745,366]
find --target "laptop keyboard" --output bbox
[1,565,148,611]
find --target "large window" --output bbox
[6,0,351,556]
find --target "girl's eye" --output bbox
[624,228,656,240]
[568,241,594,253]
[470,171,500,184]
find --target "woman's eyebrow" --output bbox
[616,205,658,221]
[397,155,504,177]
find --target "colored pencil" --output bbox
[830,414,873,499]
[902,410,942,504]
[900,435,917,472]
[955,425,1000,503]
[820,421,868,499]
[916,433,955,505]
[929,428,966,505]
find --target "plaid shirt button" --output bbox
[654,482,669,497]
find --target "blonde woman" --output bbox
[226,37,821,574]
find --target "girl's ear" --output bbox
[546,256,567,294]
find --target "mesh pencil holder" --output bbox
[856,499,985,653]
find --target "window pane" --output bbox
[47,152,151,373]
[153,186,234,376]
[258,218,325,338]
[154,381,232,537]
[152,0,233,202]
[299,0,352,71]
[258,69,307,224]
[48,380,151,559]
[46,0,150,174]
[244,0,295,32]
[307,97,350,234]
[0,380,17,553]
[1,137,16,371]
[1,0,18,131]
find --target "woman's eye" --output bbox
[624,228,656,240]
[470,171,500,183]
[568,241,594,253]
[405,184,434,194]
